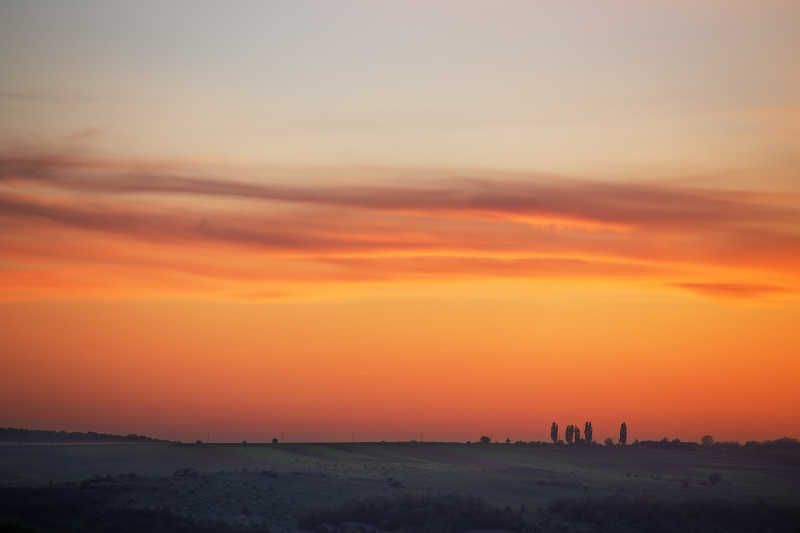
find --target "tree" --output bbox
[701,435,714,447]
[574,426,581,444]
[505,437,511,444]
[619,422,627,446]
[550,422,558,444]
[272,437,278,444]
[565,425,574,445]
[604,437,614,447]
[584,422,593,444]
[480,435,491,444]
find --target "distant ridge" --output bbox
[0,427,168,443]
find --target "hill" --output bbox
[0,428,166,443]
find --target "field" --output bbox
[1,441,799,532]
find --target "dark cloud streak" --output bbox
[0,192,433,253]
[1,152,799,297]
[672,282,792,298]
[1,153,797,231]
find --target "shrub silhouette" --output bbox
[604,437,614,447]
[0,428,164,443]
[299,494,527,531]
[547,496,800,533]
[272,437,278,444]
[702,435,714,447]
[479,435,491,444]
[0,484,269,533]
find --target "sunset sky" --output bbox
[1,0,799,444]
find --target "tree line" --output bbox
[0,428,165,443]
[549,421,626,446]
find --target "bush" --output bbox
[546,496,800,532]
[299,494,527,531]
[0,484,270,533]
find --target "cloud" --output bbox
[2,187,796,275]
[0,192,415,252]
[0,90,98,102]
[68,128,104,141]
[1,153,797,232]
[1,150,798,298]
[0,91,42,101]
[317,255,673,281]
[672,283,792,299]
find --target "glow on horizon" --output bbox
[1,0,799,443]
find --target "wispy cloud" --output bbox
[1,153,796,232]
[672,283,792,299]
[68,128,104,141]
[1,151,798,299]
[0,90,98,103]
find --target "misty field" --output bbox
[1,440,799,532]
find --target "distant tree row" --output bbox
[626,436,800,452]
[470,435,799,453]
[0,428,164,443]
[544,423,800,451]
[549,421,626,446]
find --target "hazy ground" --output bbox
[1,441,799,531]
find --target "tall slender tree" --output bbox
[619,422,628,447]
[575,426,581,443]
[565,424,574,445]
[550,422,558,444]
[585,421,593,444]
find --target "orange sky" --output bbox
[1,1,799,443]
[0,153,798,443]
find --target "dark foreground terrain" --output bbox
[1,440,799,532]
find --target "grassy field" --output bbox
[1,441,798,531]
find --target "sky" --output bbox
[1,0,799,444]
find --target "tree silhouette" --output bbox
[584,421,593,444]
[574,426,581,444]
[619,422,627,446]
[272,437,278,444]
[480,435,491,444]
[565,425,574,445]
[604,437,614,447]
[701,435,714,447]
[550,422,558,444]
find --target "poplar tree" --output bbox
[619,422,628,446]
[550,422,558,444]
